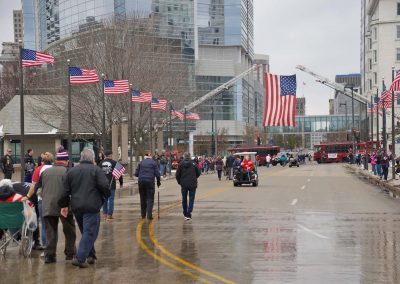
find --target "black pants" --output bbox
[44,215,76,258]
[4,170,12,179]
[138,181,155,219]
[382,166,389,180]
[217,170,222,180]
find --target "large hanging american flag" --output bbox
[69,67,99,84]
[171,108,184,119]
[390,71,400,92]
[131,90,152,103]
[263,73,297,127]
[112,162,125,180]
[185,112,200,120]
[104,80,129,94]
[151,98,167,110]
[21,48,54,68]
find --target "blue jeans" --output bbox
[159,164,166,176]
[24,174,32,183]
[38,199,47,247]
[372,164,377,175]
[74,212,100,263]
[376,164,382,176]
[181,187,196,218]
[102,189,116,216]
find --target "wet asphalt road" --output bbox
[2,163,400,284]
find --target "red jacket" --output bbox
[242,159,254,171]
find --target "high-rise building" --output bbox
[13,10,23,43]
[329,99,334,115]
[334,74,362,116]
[21,0,262,150]
[296,97,306,115]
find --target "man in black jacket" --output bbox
[176,153,201,221]
[1,149,14,179]
[24,148,35,183]
[58,148,109,268]
[135,153,161,220]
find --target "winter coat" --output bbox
[1,154,14,173]
[24,154,35,176]
[58,161,110,213]
[370,155,377,165]
[175,158,201,189]
[215,159,224,171]
[98,158,123,190]
[134,157,160,184]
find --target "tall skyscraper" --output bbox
[13,10,23,43]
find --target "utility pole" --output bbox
[129,84,133,177]
[67,59,72,167]
[101,73,106,149]
[184,107,187,153]
[345,85,355,163]
[370,95,373,142]
[382,78,387,152]
[376,88,379,146]
[211,106,215,156]
[19,41,25,181]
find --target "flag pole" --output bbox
[19,42,25,181]
[376,88,379,146]
[391,67,396,180]
[101,74,106,149]
[150,98,153,155]
[169,103,172,152]
[370,95,373,142]
[67,59,72,167]
[184,107,187,153]
[129,84,133,177]
[382,78,387,151]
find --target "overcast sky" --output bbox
[0,0,361,115]
[254,0,361,115]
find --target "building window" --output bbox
[397,48,400,61]
[374,72,377,84]
[374,50,377,62]
[368,38,372,50]
[369,58,372,70]
[397,94,400,105]
[374,27,377,40]
[398,3,400,15]
[397,26,400,39]
[369,79,372,90]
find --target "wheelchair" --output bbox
[0,201,34,257]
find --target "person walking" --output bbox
[58,148,110,268]
[265,154,271,168]
[381,150,390,181]
[1,149,14,180]
[135,153,161,220]
[370,152,377,175]
[376,151,382,178]
[159,154,167,177]
[215,156,224,181]
[35,149,76,264]
[24,148,35,183]
[176,153,201,221]
[98,150,123,221]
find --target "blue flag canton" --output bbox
[104,80,115,87]
[69,67,83,76]
[22,48,36,60]
[132,90,140,97]
[280,75,297,96]
[373,97,380,104]
[151,98,159,104]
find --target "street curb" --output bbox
[344,164,400,198]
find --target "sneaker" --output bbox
[106,215,113,221]
[32,243,44,250]
[72,257,89,268]
[184,216,191,221]
[44,255,56,264]
[87,256,97,265]
[102,213,107,220]
[40,252,45,257]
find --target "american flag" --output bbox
[368,103,378,113]
[104,80,129,94]
[112,162,125,180]
[69,67,99,84]
[131,90,152,103]
[151,98,167,111]
[171,108,184,119]
[378,90,396,108]
[185,112,200,120]
[21,48,54,68]
[263,73,297,127]
[390,71,400,92]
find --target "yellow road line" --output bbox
[149,186,237,284]
[136,219,212,284]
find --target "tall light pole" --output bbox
[18,41,25,181]
[129,84,133,177]
[67,59,72,167]
[391,66,396,180]
[339,102,348,133]
[211,106,215,156]
[382,77,387,152]
[101,73,106,149]
[344,85,355,163]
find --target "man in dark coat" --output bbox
[135,153,161,220]
[58,148,109,268]
[175,152,201,221]
[24,148,35,183]
[1,149,14,179]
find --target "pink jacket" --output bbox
[370,155,376,165]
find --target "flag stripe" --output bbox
[69,67,99,84]
[21,48,54,68]
[104,80,129,94]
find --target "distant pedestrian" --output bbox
[381,151,390,181]
[265,154,271,168]
[370,152,377,175]
[98,150,123,221]
[1,148,14,180]
[35,149,76,264]
[376,152,382,178]
[176,152,201,220]
[215,156,224,181]
[59,148,110,268]
[159,155,167,177]
[24,148,35,183]
[135,153,161,220]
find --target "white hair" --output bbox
[80,148,95,163]
[0,179,13,189]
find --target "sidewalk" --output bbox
[345,163,400,198]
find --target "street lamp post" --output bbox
[344,85,355,163]
[391,67,396,180]
[382,77,387,152]
[211,106,215,156]
[339,102,348,132]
